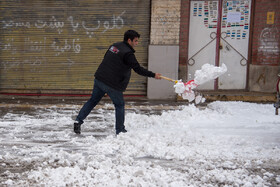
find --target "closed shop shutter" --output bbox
[0,0,150,95]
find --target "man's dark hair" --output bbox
[123,30,140,42]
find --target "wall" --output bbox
[0,0,151,95]
[147,46,179,99]
[150,0,181,45]
[251,0,279,66]
[148,0,181,99]
[179,0,279,93]
[250,0,280,92]
[179,0,190,83]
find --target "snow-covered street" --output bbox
[0,100,279,186]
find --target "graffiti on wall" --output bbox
[2,11,125,37]
[0,11,126,71]
[258,26,280,64]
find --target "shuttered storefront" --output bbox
[0,0,150,95]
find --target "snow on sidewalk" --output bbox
[0,101,279,186]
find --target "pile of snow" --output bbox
[174,80,203,103]
[174,81,185,94]
[194,63,227,85]
[0,101,279,186]
[174,63,227,103]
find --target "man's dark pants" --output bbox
[76,79,125,133]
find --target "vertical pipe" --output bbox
[247,0,255,91]
[214,0,223,90]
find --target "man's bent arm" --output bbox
[125,53,157,77]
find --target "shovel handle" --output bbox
[160,76,177,83]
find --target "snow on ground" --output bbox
[0,101,280,186]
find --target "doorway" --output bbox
[188,0,252,90]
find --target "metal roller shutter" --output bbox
[0,0,150,95]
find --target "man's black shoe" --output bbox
[116,129,127,135]
[74,121,82,134]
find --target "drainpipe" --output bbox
[214,0,223,90]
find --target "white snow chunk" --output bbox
[194,63,227,85]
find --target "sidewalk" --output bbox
[0,95,188,116]
[0,90,277,107]
[201,90,276,102]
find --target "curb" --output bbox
[0,103,184,111]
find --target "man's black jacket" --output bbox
[95,41,155,91]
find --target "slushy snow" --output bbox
[0,101,279,186]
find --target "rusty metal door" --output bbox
[188,0,252,90]
[0,0,150,95]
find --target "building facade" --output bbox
[179,0,279,94]
[0,0,279,99]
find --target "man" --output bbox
[74,30,161,135]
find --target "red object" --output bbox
[184,80,198,91]
[184,80,197,86]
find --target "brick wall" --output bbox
[179,0,190,81]
[150,0,181,45]
[249,0,280,92]
[179,0,190,65]
[251,0,280,66]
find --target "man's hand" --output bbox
[154,73,162,79]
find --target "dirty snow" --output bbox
[0,101,280,186]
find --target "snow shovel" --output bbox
[160,76,178,83]
[160,75,202,103]
[160,75,198,89]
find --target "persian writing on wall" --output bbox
[0,11,126,71]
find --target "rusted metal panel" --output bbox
[0,0,150,95]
